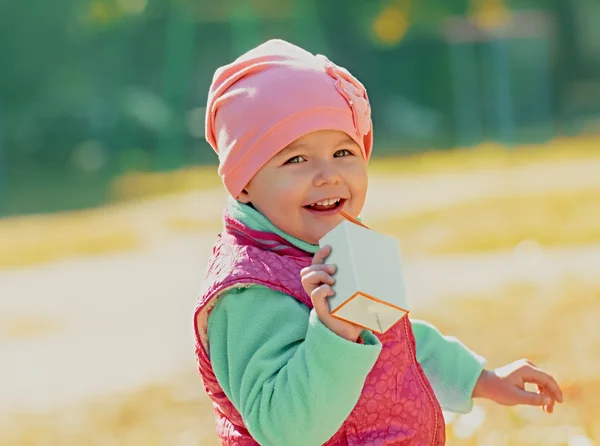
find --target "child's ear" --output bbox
[237,188,251,204]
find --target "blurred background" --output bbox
[1,0,599,444]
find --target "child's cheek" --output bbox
[348,162,368,191]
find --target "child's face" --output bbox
[238,130,368,244]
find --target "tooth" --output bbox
[312,198,340,207]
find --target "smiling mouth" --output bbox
[304,198,345,212]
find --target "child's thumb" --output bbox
[311,285,333,315]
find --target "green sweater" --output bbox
[206,200,486,445]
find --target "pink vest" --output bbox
[194,214,446,445]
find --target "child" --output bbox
[194,39,563,445]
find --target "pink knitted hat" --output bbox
[205,39,373,198]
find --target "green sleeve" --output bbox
[411,319,487,414]
[207,285,382,446]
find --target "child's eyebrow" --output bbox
[334,136,358,147]
[278,143,305,158]
[279,136,357,158]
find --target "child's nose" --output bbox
[313,161,341,186]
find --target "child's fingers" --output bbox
[538,384,563,407]
[522,365,563,403]
[311,284,335,300]
[312,245,331,265]
[303,270,335,287]
[513,387,552,407]
[537,385,555,413]
[311,284,335,316]
[300,264,336,278]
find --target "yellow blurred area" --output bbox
[2,279,598,445]
[0,314,65,340]
[372,5,409,45]
[87,0,147,25]
[375,187,600,254]
[470,0,511,30]
[112,166,222,203]
[369,137,600,177]
[113,137,600,202]
[0,208,140,269]
[424,279,600,445]
[90,1,114,24]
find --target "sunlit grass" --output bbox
[111,165,222,202]
[0,209,141,269]
[110,137,600,202]
[167,187,600,255]
[370,136,600,178]
[1,279,597,445]
[372,187,600,255]
[3,185,599,268]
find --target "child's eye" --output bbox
[334,149,353,157]
[285,155,305,164]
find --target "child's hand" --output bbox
[473,359,564,413]
[301,245,364,342]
